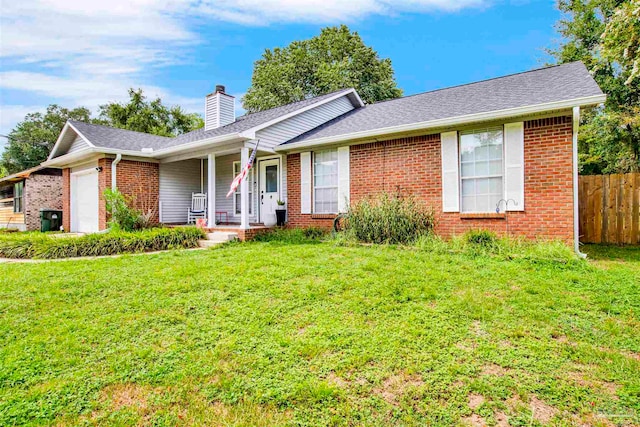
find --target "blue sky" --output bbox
[0,0,562,152]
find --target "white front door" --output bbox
[71,170,99,233]
[259,159,279,223]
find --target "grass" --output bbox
[0,240,638,426]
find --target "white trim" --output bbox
[572,106,586,258]
[258,157,281,223]
[232,160,255,218]
[441,131,460,212]
[503,122,525,211]
[276,95,607,152]
[48,122,96,160]
[337,146,350,212]
[208,153,216,227]
[300,152,312,214]
[238,89,364,140]
[240,147,249,230]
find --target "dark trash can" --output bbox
[276,209,287,227]
[40,209,63,232]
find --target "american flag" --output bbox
[226,140,259,197]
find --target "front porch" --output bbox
[158,145,286,233]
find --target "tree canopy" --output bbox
[0,105,92,175]
[98,89,203,137]
[242,25,402,113]
[550,0,640,174]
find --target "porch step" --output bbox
[197,231,239,248]
[206,232,239,242]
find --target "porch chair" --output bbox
[187,192,207,224]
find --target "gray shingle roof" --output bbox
[69,120,172,151]
[285,62,603,145]
[68,89,354,152]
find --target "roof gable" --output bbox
[48,122,94,159]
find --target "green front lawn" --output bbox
[0,242,638,426]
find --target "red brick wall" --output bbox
[286,116,575,241]
[62,169,70,231]
[98,158,160,230]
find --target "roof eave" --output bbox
[43,132,248,167]
[275,94,606,152]
[47,121,96,160]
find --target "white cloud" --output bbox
[0,0,488,135]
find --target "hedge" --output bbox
[0,227,205,259]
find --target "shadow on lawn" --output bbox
[582,244,640,262]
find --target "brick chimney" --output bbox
[205,85,235,131]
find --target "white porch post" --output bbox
[240,147,249,230]
[207,153,215,227]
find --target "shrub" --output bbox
[345,193,435,244]
[0,227,204,259]
[465,229,497,247]
[253,227,329,244]
[104,188,140,231]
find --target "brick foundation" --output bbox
[287,116,575,242]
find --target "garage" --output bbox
[70,169,99,233]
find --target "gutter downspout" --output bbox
[572,106,587,258]
[111,153,122,190]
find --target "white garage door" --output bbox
[71,170,99,233]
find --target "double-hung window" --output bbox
[313,149,338,214]
[460,127,504,213]
[233,161,253,215]
[13,181,24,214]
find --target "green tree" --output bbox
[242,25,402,113]
[550,0,640,174]
[602,0,640,86]
[0,105,92,175]
[0,165,7,179]
[98,89,203,136]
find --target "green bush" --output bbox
[345,193,435,244]
[465,229,498,247]
[253,227,329,244]
[104,188,140,231]
[0,227,204,259]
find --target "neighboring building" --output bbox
[42,62,605,247]
[0,166,63,231]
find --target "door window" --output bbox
[265,165,278,193]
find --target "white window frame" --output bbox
[313,149,339,214]
[232,161,254,217]
[13,181,24,214]
[459,127,505,213]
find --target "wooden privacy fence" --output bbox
[579,173,640,245]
